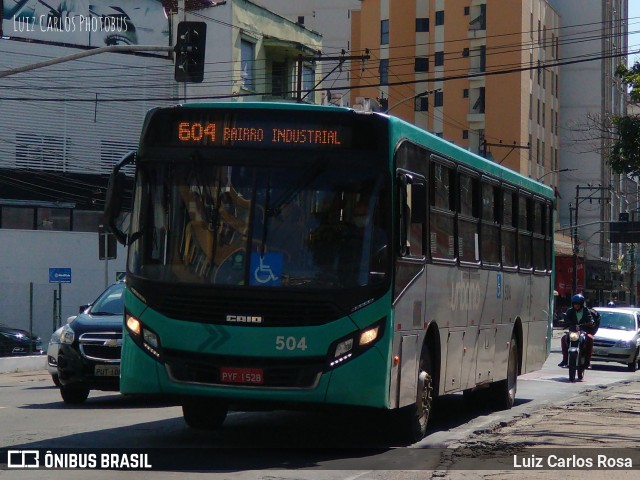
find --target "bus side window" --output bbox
[518,193,532,270]
[532,199,546,272]
[480,181,500,266]
[457,172,480,264]
[501,188,517,268]
[430,161,455,261]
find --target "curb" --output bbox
[0,355,47,374]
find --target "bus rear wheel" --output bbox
[182,398,228,430]
[490,336,518,409]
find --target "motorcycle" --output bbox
[567,327,588,382]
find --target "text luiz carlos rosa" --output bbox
[513,454,633,469]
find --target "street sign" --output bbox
[49,268,72,283]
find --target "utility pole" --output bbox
[571,184,611,294]
[296,52,370,103]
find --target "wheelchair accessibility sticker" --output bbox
[250,253,283,286]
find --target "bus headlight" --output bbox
[327,318,385,369]
[359,325,380,346]
[125,312,161,360]
[126,314,141,336]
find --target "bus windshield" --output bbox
[128,158,390,289]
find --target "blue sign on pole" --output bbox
[49,268,72,283]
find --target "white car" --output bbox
[592,307,640,372]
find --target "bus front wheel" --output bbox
[397,354,433,442]
[182,398,228,430]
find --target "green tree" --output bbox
[610,63,640,176]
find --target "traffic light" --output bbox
[174,21,207,83]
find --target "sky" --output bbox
[630,1,640,65]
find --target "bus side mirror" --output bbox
[104,151,135,245]
[397,172,426,257]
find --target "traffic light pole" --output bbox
[0,45,174,79]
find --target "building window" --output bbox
[479,45,486,72]
[1,207,34,229]
[463,89,469,98]
[542,104,546,127]
[464,6,470,15]
[435,10,444,26]
[379,59,389,86]
[415,97,428,111]
[240,39,255,91]
[469,4,486,30]
[472,87,485,113]
[73,210,103,232]
[462,47,470,57]
[462,130,469,139]
[434,90,443,107]
[416,18,429,32]
[381,19,389,45]
[271,61,287,98]
[15,134,68,171]
[303,65,315,102]
[37,208,71,231]
[415,57,429,72]
[434,51,444,67]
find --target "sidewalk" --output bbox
[0,354,46,374]
[436,378,640,478]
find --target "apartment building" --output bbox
[350,0,560,189]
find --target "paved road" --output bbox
[1,330,639,479]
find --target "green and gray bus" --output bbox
[105,102,554,441]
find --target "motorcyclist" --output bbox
[558,293,595,368]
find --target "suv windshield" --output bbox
[89,283,125,316]
[128,159,390,289]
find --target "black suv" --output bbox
[0,325,42,356]
[57,281,125,404]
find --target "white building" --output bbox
[548,0,632,304]
[0,1,176,340]
[253,0,360,106]
[171,0,323,103]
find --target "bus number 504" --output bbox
[276,336,308,351]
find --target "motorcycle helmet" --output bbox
[607,301,616,307]
[571,293,585,306]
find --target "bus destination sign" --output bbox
[174,120,351,149]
